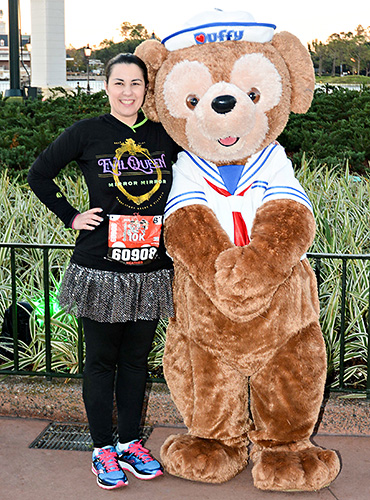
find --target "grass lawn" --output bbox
[316,75,370,85]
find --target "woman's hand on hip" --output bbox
[72,208,104,230]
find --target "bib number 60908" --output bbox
[111,246,158,263]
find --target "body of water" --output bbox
[0,80,365,96]
[0,79,105,94]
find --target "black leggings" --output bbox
[82,317,158,448]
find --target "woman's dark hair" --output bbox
[105,53,149,86]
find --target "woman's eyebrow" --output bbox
[112,77,143,82]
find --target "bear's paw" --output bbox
[251,445,340,491]
[160,433,248,483]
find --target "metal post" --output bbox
[339,259,347,390]
[86,58,90,93]
[43,247,52,376]
[84,44,91,94]
[10,248,19,371]
[5,0,22,97]
[366,268,370,399]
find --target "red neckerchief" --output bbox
[205,179,252,246]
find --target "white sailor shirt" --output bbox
[165,143,312,246]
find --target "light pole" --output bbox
[5,0,22,97]
[84,44,92,93]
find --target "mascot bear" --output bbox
[136,9,340,491]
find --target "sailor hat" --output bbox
[162,10,276,51]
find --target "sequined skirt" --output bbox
[59,261,174,323]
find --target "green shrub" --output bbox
[0,88,109,180]
[278,86,370,174]
[1,85,370,181]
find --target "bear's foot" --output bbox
[160,433,248,483]
[251,445,340,491]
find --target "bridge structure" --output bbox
[30,0,67,89]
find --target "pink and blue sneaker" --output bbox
[116,440,163,480]
[92,446,128,490]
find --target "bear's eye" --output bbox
[248,88,261,104]
[186,95,199,110]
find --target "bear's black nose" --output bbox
[211,95,237,114]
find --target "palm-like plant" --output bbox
[297,158,370,390]
[1,163,369,390]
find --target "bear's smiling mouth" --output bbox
[218,137,239,147]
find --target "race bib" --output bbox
[107,214,162,266]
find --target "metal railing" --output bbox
[1,243,370,396]
[308,252,370,398]
[0,242,83,379]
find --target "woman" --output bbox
[27,53,180,490]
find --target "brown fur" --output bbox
[135,21,340,490]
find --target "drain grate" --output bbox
[29,422,153,451]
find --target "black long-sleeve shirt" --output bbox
[28,112,180,273]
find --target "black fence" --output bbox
[0,243,82,379]
[1,243,370,397]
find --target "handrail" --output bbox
[1,243,369,396]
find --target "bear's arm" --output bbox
[164,203,234,299]
[165,199,315,322]
[214,198,316,320]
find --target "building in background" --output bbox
[2,1,103,95]
[0,9,30,82]
[2,1,67,91]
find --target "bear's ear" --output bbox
[271,31,315,114]
[135,40,169,122]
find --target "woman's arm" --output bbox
[28,124,85,228]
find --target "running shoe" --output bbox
[116,440,163,480]
[92,446,128,490]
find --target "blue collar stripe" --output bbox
[239,144,277,188]
[266,185,311,204]
[186,151,224,186]
[165,194,208,214]
[251,181,268,190]
[187,151,221,178]
[263,190,313,209]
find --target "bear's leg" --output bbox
[249,322,340,491]
[161,340,249,483]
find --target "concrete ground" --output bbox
[2,416,370,500]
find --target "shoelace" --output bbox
[127,440,154,464]
[97,449,121,472]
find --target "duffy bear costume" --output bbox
[135,10,340,491]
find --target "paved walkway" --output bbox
[2,416,370,500]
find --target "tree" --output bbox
[93,22,151,67]
[351,25,370,75]
[66,46,88,73]
[119,22,150,41]
[94,39,144,66]
[311,39,327,76]
[327,34,346,76]
[310,25,370,78]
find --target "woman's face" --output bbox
[104,63,146,126]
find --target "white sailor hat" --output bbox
[161,10,276,51]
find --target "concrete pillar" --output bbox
[30,0,66,88]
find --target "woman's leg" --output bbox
[115,319,158,443]
[82,317,123,448]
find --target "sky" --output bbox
[1,0,369,49]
